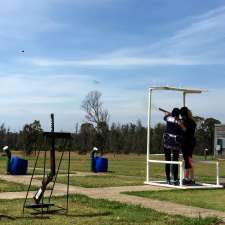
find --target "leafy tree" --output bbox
[22,120,43,154]
[110,123,123,155]
[0,123,9,147]
[195,117,221,155]
[120,124,130,154]
[79,123,95,154]
[95,121,109,155]
[151,123,165,154]
[194,116,205,129]
[135,120,147,154]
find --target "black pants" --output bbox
[164,148,179,181]
[182,144,194,169]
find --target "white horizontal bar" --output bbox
[149,86,206,93]
[148,159,183,165]
[149,154,164,156]
[149,154,183,157]
[198,161,219,165]
[144,181,223,189]
[149,156,220,165]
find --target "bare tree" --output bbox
[81,90,109,125]
[81,90,110,155]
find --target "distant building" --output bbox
[214,124,225,158]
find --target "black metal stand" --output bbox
[23,114,72,216]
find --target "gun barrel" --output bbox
[158,108,170,114]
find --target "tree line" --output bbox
[0,91,221,155]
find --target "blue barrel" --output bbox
[94,157,108,173]
[10,156,28,175]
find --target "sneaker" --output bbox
[182,178,189,185]
[189,180,195,185]
[182,178,195,186]
[166,180,171,185]
[173,180,180,186]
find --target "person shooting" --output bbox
[160,108,183,185]
[180,107,196,185]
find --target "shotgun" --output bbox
[33,113,56,204]
[158,108,170,114]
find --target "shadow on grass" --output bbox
[66,212,112,218]
[21,211,111,218]
[0,215,15,221]
[0,214,50,221]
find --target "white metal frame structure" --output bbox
[145,86,223,189]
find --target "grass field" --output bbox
[0,157,9,174]
[20,152,225,181]
[1,151,225,224]
[56,175,143,188]
[0,179,36,192]
[2,152,225,186]
[26,152,147,177]
[0,194,219,225]
[125,189,225,213]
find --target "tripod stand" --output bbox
[23,114,72,215]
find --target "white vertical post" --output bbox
[216,161,220,186]
[182,92,186,186]
[146,88,152,183]
[179,161,184,187]
[183,92,186,107]
[214,125,217,159]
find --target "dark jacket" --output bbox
[182,118,196,149]
[164,115,183,150]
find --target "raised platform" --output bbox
[144,181,224,189]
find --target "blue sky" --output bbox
[0,0,225,131]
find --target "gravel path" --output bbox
[1,174,225,221]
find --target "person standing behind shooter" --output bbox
[163,108,183,185]
[180,107,196,185]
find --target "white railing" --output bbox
[147,159,184,187]
[198,161,220,186]
[146,159,221,188]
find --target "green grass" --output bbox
[0,152,224,224]
[4,152,225,187]
[24,152,147,176]
[2,151,225,176]
[41,154,225,182]
[0,157,8,174]
[0,194,219,225]
[125,189,225,212]
[9,152,225,181]
[56,175,144,188]
[0,179,36,192]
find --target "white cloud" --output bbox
[0,73,91,97]
[24,4,225,67]
[0,72,152,130]
[25,56,200,67]
[0,72,224,131]
[1,3,225,130]
[0,73,95,130]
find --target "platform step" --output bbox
[25,203,55,209]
